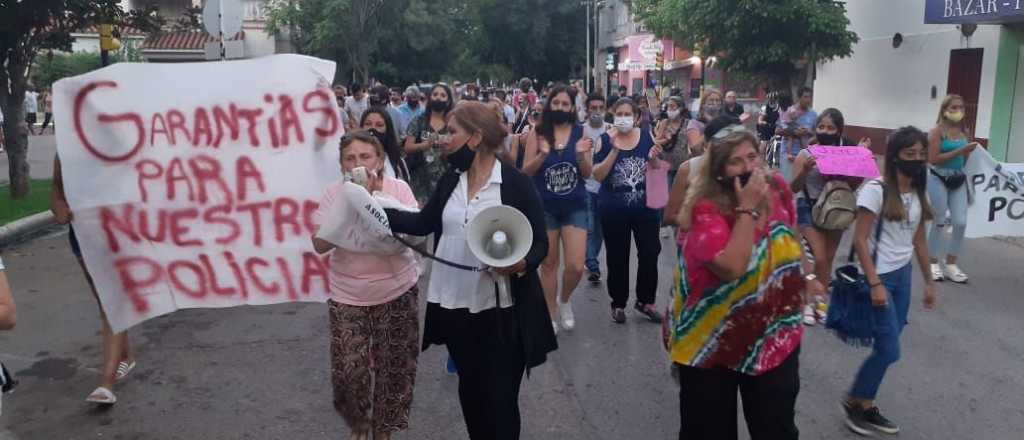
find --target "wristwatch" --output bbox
[734,207,761,220]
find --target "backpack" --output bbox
[810,180,857,230]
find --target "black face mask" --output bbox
[716,171,753,190]
[428,100,448,113]
[816,132,841,146]
[407,98,419,108]
[447,141,477,172]
[368,129,389,147]
[548,110,575,125]
[894,159,926,182]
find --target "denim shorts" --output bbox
[544,208,588,230]
[796,197,815,228]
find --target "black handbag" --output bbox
[930,168,966,190]
[825,202,885,347]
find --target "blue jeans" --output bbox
[585,192,602,273]
[927,169,968,258]
[849,263,912,400]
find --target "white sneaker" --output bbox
[930,263,945,282]
[552,320,559,336]
[943,264,969,283]
[559,298,575,331]
[803,304,816,326]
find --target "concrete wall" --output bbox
[815,0,1001,139]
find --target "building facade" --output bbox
[592,0,762,104]
[69,0,289,63]
[815,0,1024,161]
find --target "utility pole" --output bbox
[586,0,591,94]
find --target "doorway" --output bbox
[947,48,984,138]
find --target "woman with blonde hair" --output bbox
[684,88,724,151]
[666,123,819,440]
[925,94,978,283]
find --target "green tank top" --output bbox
[938,137,966,170]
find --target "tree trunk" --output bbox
[1,59,32,200]
[5,117,31,199]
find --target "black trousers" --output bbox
[601,216,661,309]
[444,307,526,440]
[677,347,801,440]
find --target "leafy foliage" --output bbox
[632,0,858,87]
[0,0,162,198]
[32,51,137,90]
[266,0,588,87]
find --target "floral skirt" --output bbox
[328,286,420,433]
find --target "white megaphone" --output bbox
[466,205,534,308]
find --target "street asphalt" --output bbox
[0,225,1022,439]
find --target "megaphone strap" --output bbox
[390,234,484,272]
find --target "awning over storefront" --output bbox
[925,0,1024,24]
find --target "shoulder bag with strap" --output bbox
[825,182,885,346]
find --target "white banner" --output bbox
[54,54,345,332]
[964,147,1024,238]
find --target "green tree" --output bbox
[0,0,161,198]
[467,0,587,86]
[266,0,408,84]
[633,0,858,91]
[371,0,472,86]
[32,52,128,91]
[267,0,588,88]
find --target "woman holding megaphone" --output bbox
[385,101,556,440]
[311,131,421,440]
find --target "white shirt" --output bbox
[857,180,922,275]
[503,104,516,126]
[428,160,510,312]
[24,92,38,113]
[583,122,612,193]
[345,95,369,123]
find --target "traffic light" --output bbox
[99,24,122,51]
[655,52,664,70]
[606,53,616,70]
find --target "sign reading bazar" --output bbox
[54,55,344,332]
[925,0,1024,24]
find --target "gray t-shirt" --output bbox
[796,149,826,200]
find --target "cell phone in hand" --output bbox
[350,166,369,188]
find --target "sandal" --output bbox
[115,360,136,381]
[85,386,117,404]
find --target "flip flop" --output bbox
[115,360,136,381]
[85,386,116,404]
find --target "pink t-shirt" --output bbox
[313,177,420,306]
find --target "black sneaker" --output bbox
[588,271,601,285]
[611,308,626,324]
[842,400,874,436]
[863,406,900,435]
[634,302,663,323]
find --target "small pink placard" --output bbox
[808,145,880,178]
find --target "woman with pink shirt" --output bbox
[312,131,421,440]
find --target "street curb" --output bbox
[0,211,55,247]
